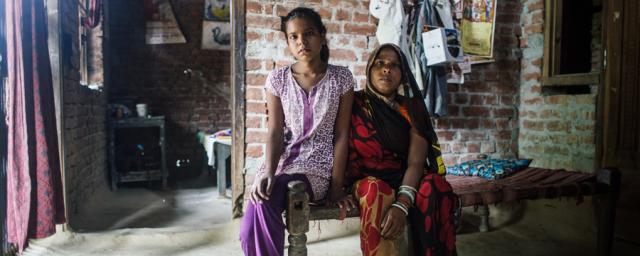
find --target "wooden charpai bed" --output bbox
[284,168,620,256]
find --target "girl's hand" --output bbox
[380,207,406,240]
[250,172,275,203]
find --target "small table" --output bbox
[108,116,167,190]
[203,135,231,197]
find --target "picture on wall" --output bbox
[144,0,186,44]
[202,21,231,50]
[460,0,497,63]
[204,0,230,21]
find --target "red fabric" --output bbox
[83,0,102,28]
[5,0,65,251]
[348,92,456,255]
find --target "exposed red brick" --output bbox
[436,131,456,141]
[493,107,515,117]
[246,130,267,143]
[317,7,332,19]
[246,144,263,158]
[532,11,544,24]
[528,1,544,12]
[331,49,357,61]
[344,23,376,35]
[247,15,281,30]
[246,31,261,41]
[246,88,265,101]
[454,94,469,104]
[523,71,541,81]
[524,24,543,34]
[336,9,350,21]
[247,2,262,14]
[451,142,465,153]
[275,4,288,16]
[546,121,569,132]
[246,73,267,86]
[459,131,486,141]
[522,120,544,131]
[247,102,267,115]
[466,119,480,129]
[448,105,460,116]
[246,59,262,71]
[463,106,491,117]
[545,95,568,105]
[353,12,369,23]
[246,116,263,128]
[467,143,481,153]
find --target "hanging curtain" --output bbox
[1,0,11,254]
[4,0,65,252]
[83,0,102,28]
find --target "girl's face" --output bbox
[370,47,403,97]
[285,17,326,62]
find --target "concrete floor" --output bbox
[22,175,638,256]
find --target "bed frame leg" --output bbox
[287,180,310,256]
[596,168,620,256]
[479,205,490,232]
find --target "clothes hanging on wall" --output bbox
[369,0,407,53]
[415,0,449,117]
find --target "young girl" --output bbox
[239,7,354,256]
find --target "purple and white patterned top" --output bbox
[259,64,355,200]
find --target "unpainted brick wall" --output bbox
[60,0,109,224]
[107,0,231,179]
[518,0,599,172]
[242,0,522,190]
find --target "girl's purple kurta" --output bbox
[240,65,354,256]
[259,64,354,200]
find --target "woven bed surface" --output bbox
[446,167,603,207]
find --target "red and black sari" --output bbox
[346,44,457,256]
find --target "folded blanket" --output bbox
[446,158,532,180]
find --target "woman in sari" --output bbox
[334,43,458,256]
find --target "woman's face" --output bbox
[370,48,403,97]
[285,18,325,62]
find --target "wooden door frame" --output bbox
[597,0,623,169]
[230,0,246,218]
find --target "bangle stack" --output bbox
[391,185,418,217]
[398,185,417,204]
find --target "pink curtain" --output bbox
[83,0,102,29]
[4,0,65,252]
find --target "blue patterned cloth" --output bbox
[446,159,533,180]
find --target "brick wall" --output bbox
[436,1,522,166]
[518,0,599,172]
[242,0,522,190]
[60,0,109,225]
[107,0,231,179]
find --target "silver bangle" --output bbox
[391,202,409,216]
[399,185,417,193]
[397,190,415,204]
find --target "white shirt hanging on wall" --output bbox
[369,0,407,53]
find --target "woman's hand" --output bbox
[250,172,275,204]
[380,207,406,240]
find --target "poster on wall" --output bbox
[202,0,231,50]
[144,0,186,45]
[202,21,231,50]
[204,0,230,21]
[460,0,497,64]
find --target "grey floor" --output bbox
[22,174,639,256]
